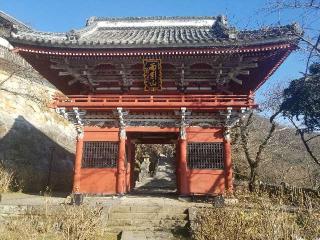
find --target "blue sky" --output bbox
[1,0,309,105]
[1,0,300,31]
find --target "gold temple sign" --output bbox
[143,59,162,91]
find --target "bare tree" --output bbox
[266,0,320,166]
[236,110,279,191]
[268,0,320,57]
[234,76,286,189]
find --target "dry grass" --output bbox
[0,203,117,240]
[0,164,73,193]
[193,192,320,240]
[0,166,13,193]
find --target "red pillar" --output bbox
[179,138,188,195]
[126,139,132,192]
[117,129,126,195]
[175,143,180,193]
[73,133,84,193]
[224,134,233,193]
[130,143,136,190]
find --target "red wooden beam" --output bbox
[51,94,256,110]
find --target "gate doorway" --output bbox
[133,144,177,194]
[127,132,178,195]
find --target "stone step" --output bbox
[106,218,188,227]
[106,225,187,233]
[0,205,29,216]
[110,205,188,214]
[121,230,177,240]
[0,205,63,217]
[134,185,176,189]
[108,212,187,220]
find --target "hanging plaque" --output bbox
[143,59,162,91]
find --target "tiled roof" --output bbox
[0,11,31,30]
[0,12,302,49]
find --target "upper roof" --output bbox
[0,11,31,31]
[0,11,302,49]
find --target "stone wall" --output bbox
[0,45,76,192]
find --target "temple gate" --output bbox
[0,12,301,195]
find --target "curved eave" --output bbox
[8,35,300,50]
[0,11,31,30]
[9,39,298,59]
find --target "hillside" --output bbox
[0,43,76,192]
[232,114,320,189]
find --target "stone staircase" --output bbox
[0,193,203,239]
[134,156,177,195]
[105,201,190,239]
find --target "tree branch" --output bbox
[305,33,320,76]
[0,88,43,105]
[298,35,320,55]
[0,71,15,87]
[272,0,320,10]
[306,134,320,142]
[289,118,320,166]
[240,111,255,166]
[254,121,277,165]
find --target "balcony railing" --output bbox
[52,94,255,110]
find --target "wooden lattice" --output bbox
[82,141,118,168]
[187,142,224,169]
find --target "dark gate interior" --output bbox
[127,132,178,195]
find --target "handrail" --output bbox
[52,94,255,109]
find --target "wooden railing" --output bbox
[52,94,256,110]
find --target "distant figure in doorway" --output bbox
[138,156,150,182]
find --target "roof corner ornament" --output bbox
[217,15,228,26]
[86,16,97,26]
[66,29,79,41]
[291,22,303,36]
[213,15,237,40]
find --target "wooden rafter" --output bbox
[119,63,132,91]
[50,58,96,91]
[48,54,260,93]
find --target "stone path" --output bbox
[0,192,67,206]
[121,230,177,240]
[0,192,215,239]
[134,156,177,194]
